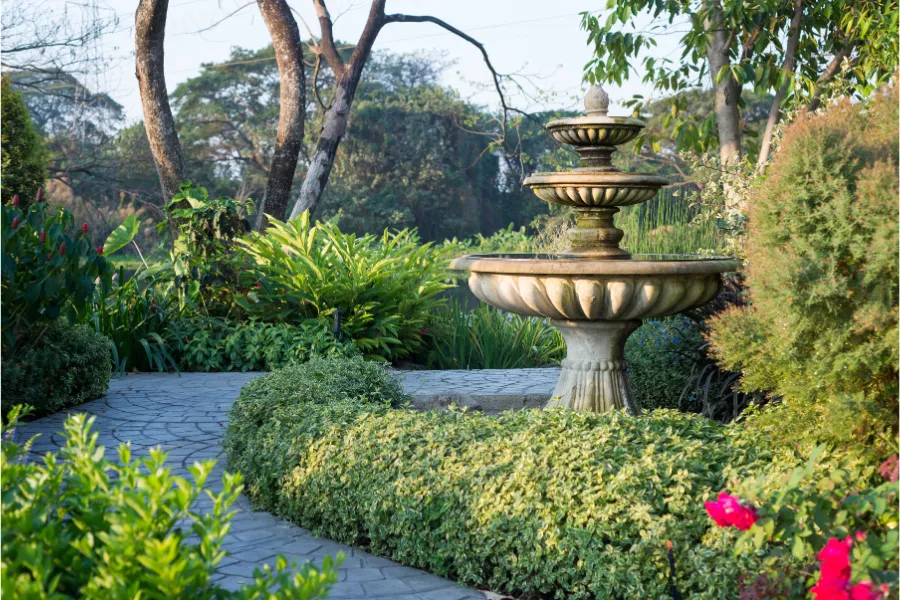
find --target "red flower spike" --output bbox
[40,229,46,243]
[11,194,20,207]
[46,252,52,261]
[419,328,428,336]
[35,188,42,203]
[82,222,88,234]
[96,245,104,255]
[11,216,19,229]
[59,242,67,256]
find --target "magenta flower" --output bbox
[704,492,758,531]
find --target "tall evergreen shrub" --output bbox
[0,77,46,205]
[708,82,898,451]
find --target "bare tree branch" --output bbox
[255,0,305,230]
[756,0,804,172]
[312,0,345,77]
[384,13,510,141]
[808,48,855,112]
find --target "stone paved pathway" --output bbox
[18,369,560,599]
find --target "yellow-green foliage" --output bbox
[708,84,899,451]
[225,361,776,599]
[0,77,46,205]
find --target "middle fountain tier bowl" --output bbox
[449,83,740,415]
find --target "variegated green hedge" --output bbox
[225,358,777,599]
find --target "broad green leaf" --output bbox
[103,215,140,257]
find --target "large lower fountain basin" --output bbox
[449,254,740,413]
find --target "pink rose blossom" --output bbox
[704,492,758,530]
[849,581,880,600]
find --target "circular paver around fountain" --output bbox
[16,369,560,599]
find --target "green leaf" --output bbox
[103,215,140,257]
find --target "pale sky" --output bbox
[53,0,686,125]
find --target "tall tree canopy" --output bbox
[171,47,563,241]
[582,0,899,167]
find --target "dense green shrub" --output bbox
[424,301,564,369]
[1,320,110,418]
[709,84,899,451]
[1,408,339,598]
[169,318,357,372]
[626,317,701,411]
[0,77,46,206]
[236,213,451,360]
[225,361,778,599]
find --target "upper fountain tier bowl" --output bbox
[545,114,645,149]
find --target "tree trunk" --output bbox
[289,0,385,219]
[756,0,804,172]
[703,0,742,165]
[255,0,305,231]
[135,0,186,218]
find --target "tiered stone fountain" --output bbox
[451,85,739,414]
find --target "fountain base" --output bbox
[547,319,641,414]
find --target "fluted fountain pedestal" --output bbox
[549,320,640,413]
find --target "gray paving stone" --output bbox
[360,577,415,596]
[342,567,385,582]
[327,582,365,598]
[15,371,512,599]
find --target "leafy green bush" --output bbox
[424,301,564,369]
[626,318,701,411]
[709,84,899,451]
[164,181,252,316]
[1,199,111,349]
[0,77,46,206]
[225,361,781,599]
[236,213,451,360]
[1,407,339,598]
[1,320,110,418]
[442,223,535,256]
[169,318,358,372]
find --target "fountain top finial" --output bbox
[584,84,609,116]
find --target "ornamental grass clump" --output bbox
[225,359,776,599]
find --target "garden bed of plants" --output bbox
[224,357,898,599]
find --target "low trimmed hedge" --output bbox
[225,358,774,598]
[1,320,110,418]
